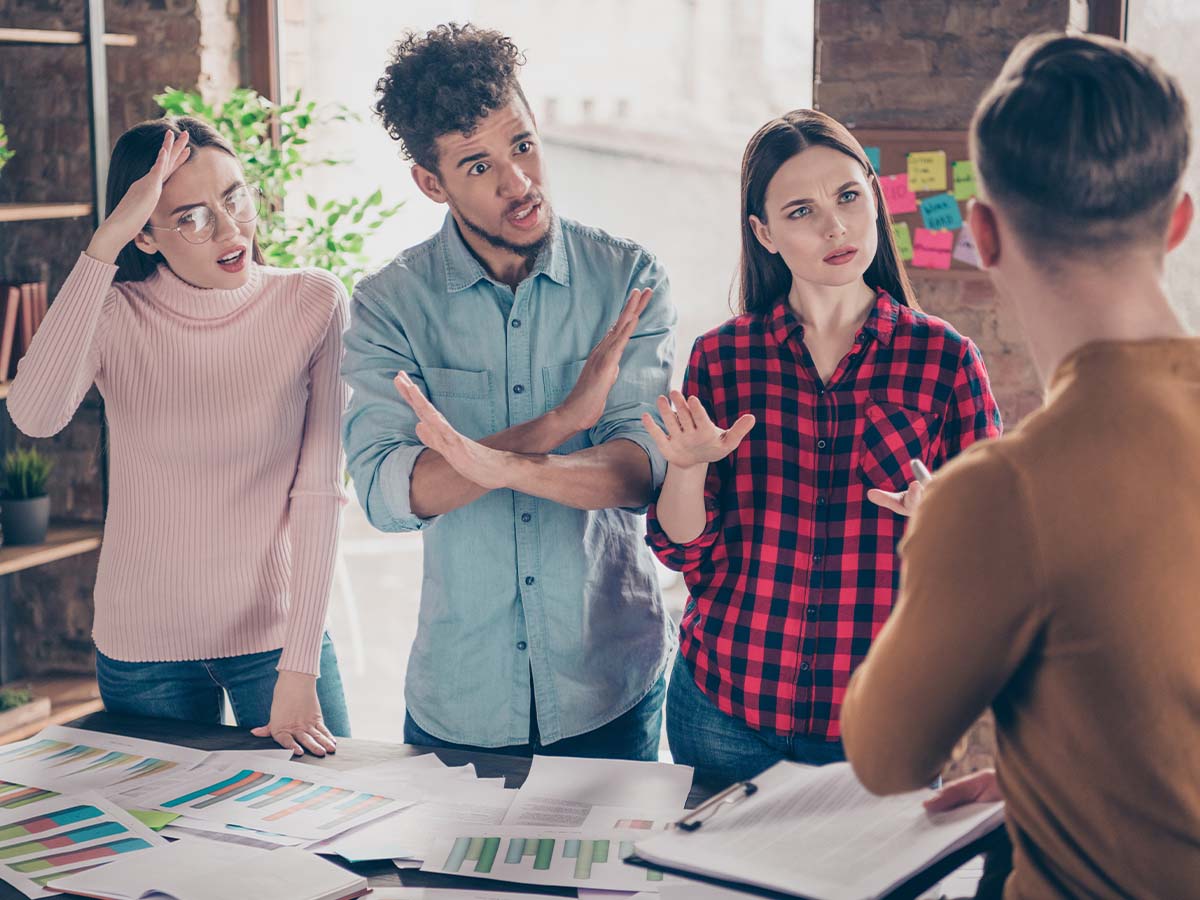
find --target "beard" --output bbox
[454,192,554,265]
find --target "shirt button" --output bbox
[525,576,535,586]
[816,496,826,507]
[521,513,532,523]
[511,319,522,328]
[806,606,817,618]
[513,384,525,394]
[817,386,826,396]
[813,553,823,563]
[816,439,827,449]
[516,641,528,651]
[800,661,811,672]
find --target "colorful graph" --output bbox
[443,835,663,882]
[0,821,127,860]
[6,836,152,873]
[0,739,180,785]
[0,804,101,841]
[614,818,656,829]
[160,768,396,832]
[0,783,60,810]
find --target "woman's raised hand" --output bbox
[642,390,755,471]
[87,130,191,264]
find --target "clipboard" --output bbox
[623,775,1008,900]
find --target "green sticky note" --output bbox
[129,808,180,831]
[953,160,976,201]
[892,222,914,261]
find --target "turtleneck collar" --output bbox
[145,261,263,320]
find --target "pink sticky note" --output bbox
[879,174,918,214]
[912,228,953,270]
[953,225,982,268]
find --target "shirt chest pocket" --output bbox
[541,359,590,454]
[858,397,941,492]
[422,366,497,441]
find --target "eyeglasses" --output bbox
[144,184,264,245]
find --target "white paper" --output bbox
[0,726,209,796]
[114,756,416,840]
[47,841,366,900]
[0,785,168,899]
[502,755,692,829]
[161,813,307,846]
[422,827,671,892]
[633,761,1003,900]
[206,748,299,763]
[367,889,566,899]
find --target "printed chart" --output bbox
[0,784,166,899]
[126,760,414,839]
[425,830,666,892]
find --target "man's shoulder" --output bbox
[352,232,444,303]
[559,217,658,270]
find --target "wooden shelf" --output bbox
[0,525,103,577]
[0,28,136,47]
[0,203,93,224]
[0,675,102,745]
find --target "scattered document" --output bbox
[0,783,167,899]
[423,828,670,891]
[502,755,692,829]
[46,841,368,900]
[631,761,1003,900]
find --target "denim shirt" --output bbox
[342,213,676,747]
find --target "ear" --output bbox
[748,214,778,255]
[1166,192,1193,252]
[411,163,448,204]
[132,230,159,256]
[968,199,1001,269]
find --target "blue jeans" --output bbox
[405,673,665,761]
[95,632,352,737]
[666,653,843,788]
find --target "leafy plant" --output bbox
[154,88,403,292]
[0,122,14,173]
[0,687,32,711]
[3,447,52,500]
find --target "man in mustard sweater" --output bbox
[841,33,1200,899]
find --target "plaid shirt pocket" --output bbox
[858,397,941,492]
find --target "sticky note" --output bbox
[953,160,976,201]
[912,228,953,270]
[130,809,180,830]
[879,173,918,214]
[953,224,982,268]
[907,151,948,192]
[892,222,913,261]
[865,146,882,173]
[920,193,963,231]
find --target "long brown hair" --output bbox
[108,116,265,282]
[737,109,915,316]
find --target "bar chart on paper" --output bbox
[427,831,666,891]
[139,764,411,839]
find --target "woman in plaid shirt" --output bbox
[645,110,1001,787]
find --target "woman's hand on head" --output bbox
[87,130,191,264]
[642,390,755,471]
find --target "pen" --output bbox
[910,459,933,485]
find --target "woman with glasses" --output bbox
[8,116,351,756]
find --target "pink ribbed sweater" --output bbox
[8,253,349,676]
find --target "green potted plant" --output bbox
[1,447,53,545]
[0,121,14,186]
[0,686,49,737]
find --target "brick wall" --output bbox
[815,0,1078,779]
[0,0,236,676]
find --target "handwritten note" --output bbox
[953,224,982,268]
[952,160,976,201]
[865,146,882,173]
[907,151,948,192]
[892,222,913,261]
[912,228,953,270]
[920,193,963,231]
[879,174,918,214]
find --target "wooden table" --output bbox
[0,712,1003,899]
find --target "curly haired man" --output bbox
[342,23,677,759]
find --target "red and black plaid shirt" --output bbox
[647,291,1002,740]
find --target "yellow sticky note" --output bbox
[907,151,947,192]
